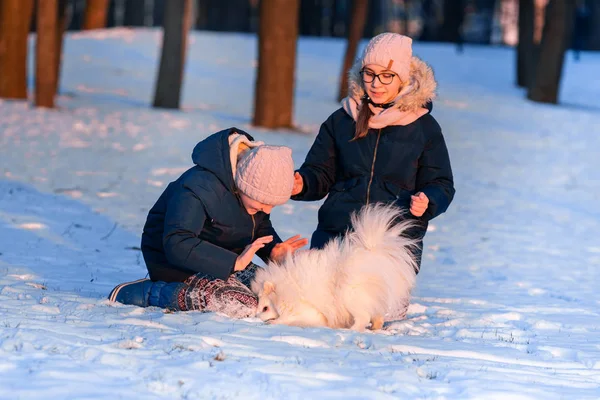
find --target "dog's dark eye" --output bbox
[262,306,269,312]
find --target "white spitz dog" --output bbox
[251,204,419,331]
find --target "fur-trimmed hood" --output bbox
[342,56,437,127]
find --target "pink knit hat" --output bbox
[235,145,294,206]
[361,33,413,83]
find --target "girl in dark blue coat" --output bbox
[292,33,455,279]
[109,128,307,317]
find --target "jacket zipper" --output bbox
[366,129,382,206]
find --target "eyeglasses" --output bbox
[360,69,396,85]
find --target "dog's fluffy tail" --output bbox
[348,203,420,286]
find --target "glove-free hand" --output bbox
[291,172,304,196]
[270,235,309,263]
[235,236,274,272]
[410,192,429,217]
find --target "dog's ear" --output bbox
[263,281,275,295]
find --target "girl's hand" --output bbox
[291,172,304,196]
[270,235,309,263]
[410,192,429,217]
[235,236,274,271]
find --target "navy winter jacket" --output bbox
[293,54,455,264]
[293,107,455,264]
[141,128,282,282]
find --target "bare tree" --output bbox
[54,0,68,95]
[35,0,59,107]
[338,0,369,101]
[442,0,465,51]
[517,0,535,88]
[152,0,194,109]
[83,0,109,30]
[253,0,301,128]
[300,0,323,36]
[527,0,576,104]
[205,0,230,31]
[0,0,35,99]
[124,0,146,26]
[590,0,600,49]
[420,0,442,41]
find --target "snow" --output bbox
[1,28,599,398]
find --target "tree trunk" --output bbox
[82,0,109,30]
[300,0,321,36]
[35,0,58,108]
[152,0,192,109]
[253,0,300,129]
[54,0,68,96]
[442,0,465,50]
[124,0,146,26]
[226,0,250,32]
[153,0,166,27]
[331,0,348,37]
[533,0,547,44]
[527,0,576,104]
[67,0,84,30]
[442,0,465,45]
[364,0,381,37]
[338,0,369,101]
[517,0,535,87]
[587,0,600,49]
[420,0,439,41]
[0,0,35,100]
[182,0,195,49]
[206,0,228,31]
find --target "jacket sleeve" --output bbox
[254,214,283,264]
[292,117,337,201]
[416,118,456,221]
[162,184,238,280]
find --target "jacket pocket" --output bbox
[383,181,413,209]
[330,177,361,193]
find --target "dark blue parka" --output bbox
[141,128,282,282]
[292,58,455,268]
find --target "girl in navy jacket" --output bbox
[292,33,455,273]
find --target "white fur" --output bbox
[251,204,419,331]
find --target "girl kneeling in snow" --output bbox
[108,128,308,318]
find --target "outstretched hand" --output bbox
[234,236,273,272]
[270,235,309,263]
[410,192,429,217]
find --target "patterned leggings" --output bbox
[175,263,259,319]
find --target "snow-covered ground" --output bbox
[1,28,599,399]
